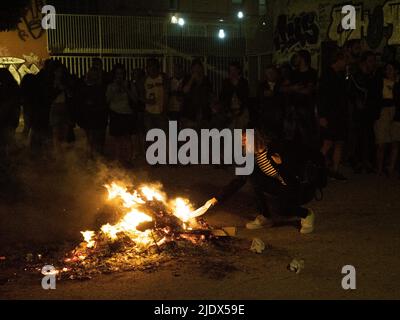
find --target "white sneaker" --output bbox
[246,215,273,230]
[300,209,315,234]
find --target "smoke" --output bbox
[0,145,150,248]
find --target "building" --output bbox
[0,0,271,91]
[2,0,398,90]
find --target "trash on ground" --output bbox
[288,259,305,274]
[250,238,265,254]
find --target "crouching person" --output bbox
[207,130,325,234]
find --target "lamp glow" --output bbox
[178,17,185,26]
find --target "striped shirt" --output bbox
[255,148,286,185]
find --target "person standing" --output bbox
[0,69,20,159]
[344,39,362,75]
[30,59,55,159]
[20,73,36,138]
[318,50,348,181]
[106,64,137,166]
[168,64,185,128]
[0,69,20,197]
[78,67,108,159]
[290,50,318,147]
[257,65,285,138]
[144,59,168,133]
[375,62,400,177]
[347,51,377,174]
[220,61,250,129]
[48,63,72,159]
[182,59,213,130]
[131,68,146,159]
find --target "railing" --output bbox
[47,14,246,57]
[47,15,272,94]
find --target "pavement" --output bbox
[1,154,399,300]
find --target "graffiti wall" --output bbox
[270,0,400,67]
[0,0,48,83]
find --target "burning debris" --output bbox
[58,181,222,279]
[0,181,244,283]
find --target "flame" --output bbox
[99,207,153,242]
[119,209,153,233]
[172,198,194,223]
[80,182,206,249]
[140,185,165,202]
[101,224,119,240]
[81,231,95,248]
[105,182,145,208]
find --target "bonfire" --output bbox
[60,181,218,279]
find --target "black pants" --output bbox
[352,116,374,168]
[250,173,309,219]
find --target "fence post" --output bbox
[98,16,102,57]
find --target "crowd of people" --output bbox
[1,41,400,182]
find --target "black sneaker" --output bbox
[329,171,348,181]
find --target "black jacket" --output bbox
[257,80,285,136]
[220,77,250,115]
[182,76,213,121]
[318,67,348,121]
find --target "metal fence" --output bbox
[48,14,246,57]
[48,14,270,94]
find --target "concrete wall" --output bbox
[0,0,48,83]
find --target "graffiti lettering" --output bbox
[0,53,41,84]
[273,12,320,52]
[17,0,45,41]
[383,0,400,45]
[329,1,400,48]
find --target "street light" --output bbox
[218,29,226,39]
[178,17,185,26]
[237,11,244,19]
[171,15,178,24]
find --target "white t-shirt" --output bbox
[106,82,133,114]
[145,75,164,114]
